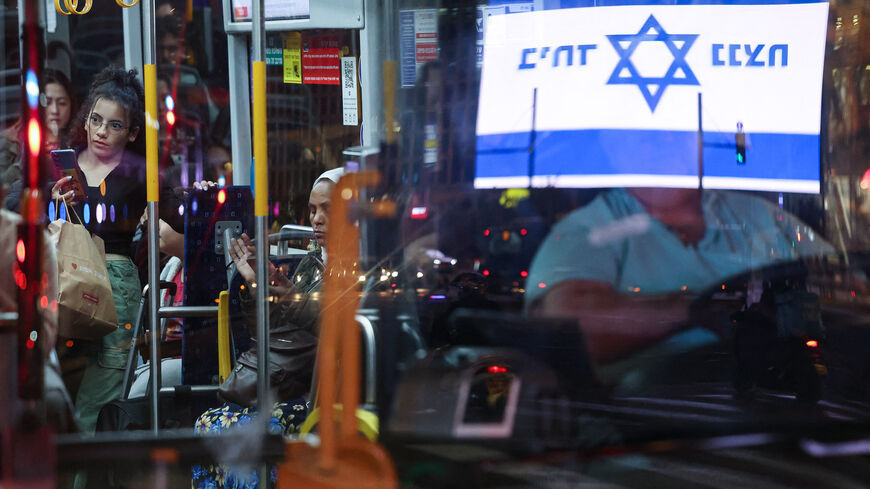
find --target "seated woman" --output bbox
[193,168,344,489]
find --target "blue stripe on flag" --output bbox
[558,0,826,7]
[475,129,819,182]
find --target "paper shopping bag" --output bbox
[48,216,118,339]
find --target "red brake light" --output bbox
[487,365,507,374]
[806,340,819,348]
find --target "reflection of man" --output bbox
[525,188,833,367]
[485,373,511,409]
[156,15,184,66]
[465,372,512,423]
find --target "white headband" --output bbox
[313,167,346,190]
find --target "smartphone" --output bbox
[50,149,87,202]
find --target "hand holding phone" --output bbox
[50,149,87,203]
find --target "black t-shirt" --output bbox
[71,150,184,257]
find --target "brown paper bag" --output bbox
[48,201,118,339]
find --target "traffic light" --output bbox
[736,122,746,164]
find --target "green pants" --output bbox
[74,257,141,433]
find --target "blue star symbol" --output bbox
[606,15,699,112]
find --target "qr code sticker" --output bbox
[342,59,355,90]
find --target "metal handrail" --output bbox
[355,314,377,407]
[398,314,426,358]
[157,306,219,318]
[121,285,220,400]
[159,385,219,395]
[275,225,314,255]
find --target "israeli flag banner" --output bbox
[475,1,829,193]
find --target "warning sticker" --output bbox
[302,36,340,85]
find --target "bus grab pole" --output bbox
[143,0,161,435]
[251,0,271,436]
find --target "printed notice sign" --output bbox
[232,0,310,21]
[475,2,829,194]
[283,33,302,84]
[341,57,359,126]
[266,47,283,66]
[476,2,534,67]
[302,36,340,85]
[399,9,439,88]
[266,36,283,66]
[46,0,57,33]
[415,10,438,64]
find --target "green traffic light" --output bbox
[737,153,744,163]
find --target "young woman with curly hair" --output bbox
[51,66,184,433]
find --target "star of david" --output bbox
[606,15,699,112]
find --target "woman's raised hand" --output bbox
[229,233,295,298]
[229,233,256,286]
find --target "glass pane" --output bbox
[4,0,870,486]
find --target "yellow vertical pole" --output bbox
[143,0,163,434]
[252,61,267,218]
[250,0,272,467]
[217,291,231,382]
[144,65,158,203]
[383,61,397,144]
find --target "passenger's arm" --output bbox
[157,181,186,233]
[4,178,21,212]
[159,180,227,233]
[530,279,691,364]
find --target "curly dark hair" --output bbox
[71,66,146,155]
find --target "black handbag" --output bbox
[218,325,317,407]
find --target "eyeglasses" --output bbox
[88,114,128,134]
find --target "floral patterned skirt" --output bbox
[192,400,308,489]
